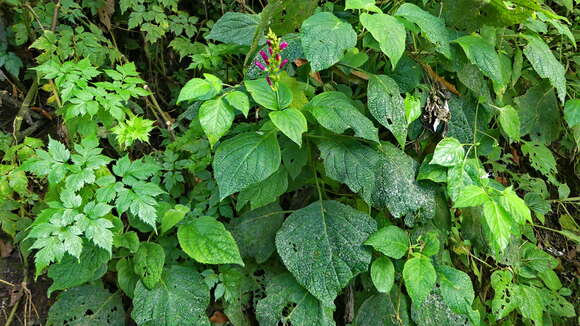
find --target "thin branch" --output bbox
[12,80,38,143]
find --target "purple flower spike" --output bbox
[268,47,273,55]
[280,42,288,50]
[279,59,289,69]
[276,54,281,61]
[255,61,267,71]
[267,39,272,46]
[266,76,272,86]
[259,50,269,64]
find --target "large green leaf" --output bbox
[213,131,281,200]
[229,203,285,264]
[454,35,504,87]
[300,12,357,71]
[308,92,379,143]
[370,143,436,225]
[411,292,470,326]
[403,256,436,306]
[360,13,406,69]
[564,99,580,128]
[515,81,561,144]
[523,35,567,103]
[206,12,260,46]
[395,3,451,58]
[367,75,407,147]
[132,265,210,326]
[237,168,288,210]
[199,97,235,147]
[47,244,109,296]
[134,242,165,289]
[270,108,307,146]
[178,216,244,266]
[256,273,335,326]
[275,200,377,304]
[354,290,410,326]
[47,284,125,326]
[365,225,410,259]
[437,265,475,315]
[317,138,382,203]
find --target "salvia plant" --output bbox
[0,0,578,326]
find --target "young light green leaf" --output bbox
[112,116,155,148]
[360,13,405,69]
[395,3,451,58]
[498,105,521,141]
[371,256,395,293]
[523,35,567,103]
[483,200,515,253]
[499,187,532,224]
[300,12,357,71]
[160,204,190,234]
[244,78,293,110]
[269,108,307,146]
[176,78,215,104]
[345,0,382,13]
[213,131,281,200]
[275,200,376,305]
[367,75,406,147]
[454,35,504,87]
[224,91,250,117]
[430,138,464,167]
[133,242,165,289]
[404,94,422,125]
[177,216,244,266]
[365,225,409,259]
[206,12,260,46]
[403,255,436,306]
[309,91,379,143]
[132,265,210,326]
[563,99,580,128]
[454,185,488,208]
[199,97,235,147]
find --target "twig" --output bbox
[0,279,15,287]
[12,80,38,143]
[144,86,175,139]
[50,0,61,32]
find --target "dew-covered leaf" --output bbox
[354,290,410,326]
[454,35,504,87]
[256,273,335,326]
[213,131,281,200]
[523,34,567,103]
[300,12,357,71]
[47,284,125,326]
[237,167,288,211]
[207,12,260,46]
[430,137,464,167]
[367,75,406,147]
[411,292,470,326]
[515,82,561,144]
[275,200,377,304]
[132,265,210,326]
[395,3,451,58]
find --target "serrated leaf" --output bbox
[308,92,379,143]
[431,138,464,167]
[237,168,288,211]
[213,131,281,200]
[160,204,190,234]
[515,82,561,144]
[275,200,377,304]
[270,108,307,146]
[360,13,405,69]
[454,185,488,208]
[229,203,285,264]
[367,75,406,147]
[318,138,382,203]
[499,187,531,224]
[256,273,336,326]
[371,256,395,293]
[395,3,451,58]
[454,35,504,87]
[178,216,244,266]
[134,242,165,289]
[564,99,580,128]
[403,256,436,306]
[437,265,475,315]
[411,292,471,326]
[244,78,293,110]
[132,265,210,326]
[206,12,260,46]
[224,91,250,117]
[498,105,520,141]
[355,291,410,326]
[523,34,567,103]
[300,12,357,71]
[365,225,409,259]
[521,141,557,178]
[47,285,125,326]
[483,200,515,253]
[199,97,235,147]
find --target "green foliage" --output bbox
[2,0,578,325]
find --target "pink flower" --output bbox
[259,50,269,64]
[280,42,288,50]
[279,59,289,69]
[255,62,267,71]
[266,76,272,86]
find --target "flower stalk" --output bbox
[254,29,289,91]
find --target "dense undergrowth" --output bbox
[0,0,578,325]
